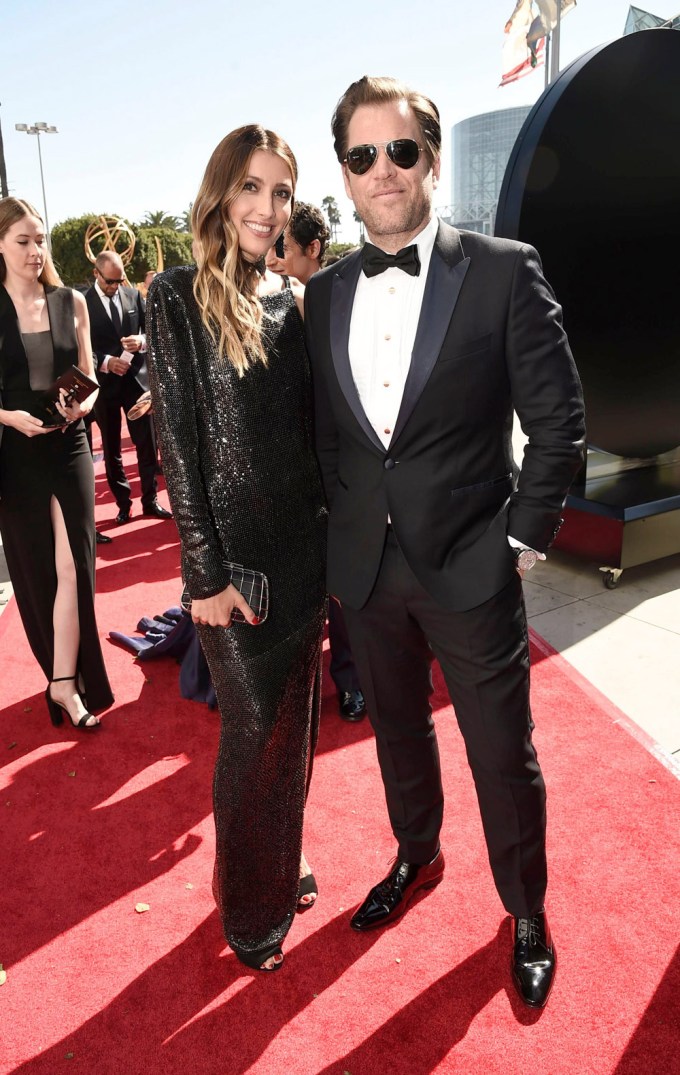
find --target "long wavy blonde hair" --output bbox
[0,197,63,286]
[191,125,297,375]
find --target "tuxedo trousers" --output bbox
[327,599,362,693]
[95,380,158,511]
[341,528,547,918]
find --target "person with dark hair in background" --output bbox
[267,201,366,722]
[86,252,171,526]
[305,76,585,1008]
[0,197,114,729]
[146,126,326,973]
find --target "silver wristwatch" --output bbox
[514,547,539,572]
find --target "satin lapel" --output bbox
[329,253,385,453]
[120,287,133,336]
[390,223,470,446]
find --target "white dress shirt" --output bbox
[349,216,437,449]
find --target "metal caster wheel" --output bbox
[599,567,623,589]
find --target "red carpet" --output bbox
[1,440,679,1074]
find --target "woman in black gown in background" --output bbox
[146,127,326,972]
[0,198,113,728]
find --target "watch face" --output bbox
[516,549,538,572]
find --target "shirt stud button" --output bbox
[384,334,391,341]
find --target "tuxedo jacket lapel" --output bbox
[120,287,139,336]
[390,223,470,445]
[329,252,385,452]
[121,291,131,337]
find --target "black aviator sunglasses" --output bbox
[344,138,422,176]
[96,268,125,285]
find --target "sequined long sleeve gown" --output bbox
[0,284,113,713]
[146,267,326,962]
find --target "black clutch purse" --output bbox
[40,365,99,426]
[180,562,269,625]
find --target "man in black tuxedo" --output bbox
[305,76,585,1008]
[86,252,171,524]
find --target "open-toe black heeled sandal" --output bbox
[297,872,318,914]
[234,944,284,972]
[46,676,100,731]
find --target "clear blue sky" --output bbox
[2,1,675,242]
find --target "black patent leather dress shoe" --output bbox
[338,689,367,722]
[350,849,445,931]
[511,909,556,1008]
[115,508,131,525]
[143,502,173,519]
[95,531,113,545]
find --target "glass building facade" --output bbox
[623,6,680,34]
[448,106,532,234]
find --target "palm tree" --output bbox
[142,210,181,229]
[353,210,365,244]
[322,196,341,242]
[179,205,193,233]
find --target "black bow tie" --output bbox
[361,242,421,278]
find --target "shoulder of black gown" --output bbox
[150,265,197,301]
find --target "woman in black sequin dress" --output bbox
[146,127,326,972]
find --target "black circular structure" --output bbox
[496,29,680,459]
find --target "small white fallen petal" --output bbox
[135,903,151,913]
[185,883,194,890]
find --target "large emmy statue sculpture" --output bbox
[84,215,137,281]
[496,28,680,587]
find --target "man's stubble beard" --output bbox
[360,188,432,245]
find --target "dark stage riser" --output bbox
[496,29,680,583]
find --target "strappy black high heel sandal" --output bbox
[46,676,100,731]
[297,872,318,914]
[234,944,284,972]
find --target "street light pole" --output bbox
[550,1,562,84]
[0,103,9,199]
[14,122,58,246]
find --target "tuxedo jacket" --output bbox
[305,222,586,613]
[85,284,147,401]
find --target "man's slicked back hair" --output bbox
[331,76,441,167]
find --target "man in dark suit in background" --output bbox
[305,76,585,1008]
[86,252,171,524]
